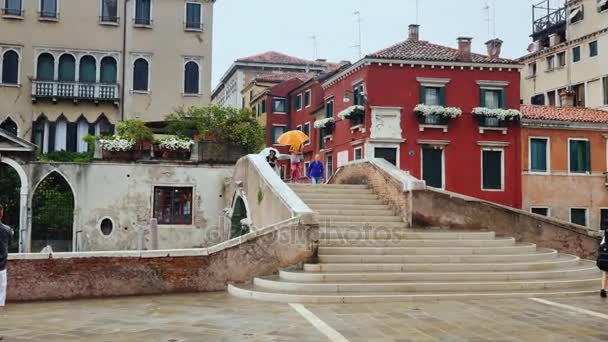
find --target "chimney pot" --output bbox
[549,33,561,47]
[408,24,420,41]
[485,38,504,59]
[457,37,473,62]
[559,89,575,107]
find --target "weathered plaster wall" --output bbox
[27,162,233,251]
[7,221,318,302]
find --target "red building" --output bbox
[288,25,524,208]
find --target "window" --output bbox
[3,0,22,16]
[134,0,151,26]
[272,125,286,144]
[53,117,68,152]
[249,90,253,101]
[325,99,334,118]
[601,208,608,230]
[528,62,537,77]
[557,52,566,67]
[547,91,556,106]
[326,155,333,179]
[573,83,585,107]
[603,76,608,105]
[40,0,57,18]
[422,147,444,189]
[482,149,503,191]
[58,54,76,82]
[569,139,591,173]
[572,46,581,62]
[374,148,397,166]
[273,98,287,113]
[0,117,17,136]
[569,6,583,24]
[295,94,302,111]
[100,0,118,23]
[546,55,554,71]
[531,94,545,105]
[79,55,96,83]
[530,138,549,173]
[354,147,363,160]
[353,84,365,106]
[153,187,193,225]
[570,208,588,227]
[184,61,199,95]
[1,50,19,84]
[600,0,608,12]
[303,122,310,145]
[100,56,117,84]
[76,117,90,152]
[304,90,311,107]
[36,53,55,81]
[531,207,549,216]
[590,41,598,57]
[481,89,504,109]
[185,1,202,30]
[420,86,444,106]
[261,99,266,114]
[296,124,302,132]
[133,58,149,91]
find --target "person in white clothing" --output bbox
[0,205,13,307]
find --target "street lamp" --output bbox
[343,89,368,104]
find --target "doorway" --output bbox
[422,147,444,189]
[374,147,398,166]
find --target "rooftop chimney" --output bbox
[457,37,473,62]
[485,38,504,59]
[549,33,561,47]
[559,89,575,107]
[408,24,420,41]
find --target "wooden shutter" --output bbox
[569,140,578,172]
[482,150,502,189]
[420,86,426,104]
[500,89,507,109]
[439,87,446,106]
[585,140,591,172]
[48,122,56,153]
[480,89,486,107]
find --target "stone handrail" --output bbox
[232,154,317,227]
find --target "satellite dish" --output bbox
[527,43,537,53]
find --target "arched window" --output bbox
[100,57,117,84]
[1,50,19,84]
[95,115,114,136]
[76,116,91,153]
[32,115,48,152]
[58,54,76,82]
[53,116,68,152]
[36,53,55,81]
[79,55,96,83]
[0,117,18,136]
[184,61,199,95]
[133,58,149,91]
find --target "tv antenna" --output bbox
[352,11,362,59]
[482,0,497,39]
[310,35,318,60]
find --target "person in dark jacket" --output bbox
[307,154,325,185]
[602,229,607,298]
[0,204,13,306]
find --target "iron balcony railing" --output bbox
[533,6,566,35]
[32,80,120,102]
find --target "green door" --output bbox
[422,147,443,188]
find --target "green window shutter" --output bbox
[420,86,426,104]
[500,89,507,109]
[585,140,591,172]
[480,89,486,107]
[530,139,547,172]
[439,87,446,106]
[570,140,580,172]
[483,150,502,190]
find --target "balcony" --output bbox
[31,80,120,105]
[532,2,566,41]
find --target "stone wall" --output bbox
[331,160,601,260]
[7,220,318,302]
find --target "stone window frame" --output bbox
[0,46,21,87]
[152,185,196,226]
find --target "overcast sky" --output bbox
[212,0,540,87]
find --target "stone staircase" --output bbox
[228,184,601,303]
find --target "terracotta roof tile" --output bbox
[367,39,519,65]
[521,105,608,124]
[252,72,315,83]
[237,51,326,67]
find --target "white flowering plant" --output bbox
[99,136,135,152]
[314,117,335,129]
[337,105,365,120]
[471,107,522,121]
[414,104,462,118]
[157,137,194,151]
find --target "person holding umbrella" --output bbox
[276,130,309,183]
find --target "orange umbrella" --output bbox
[277,130,309,149]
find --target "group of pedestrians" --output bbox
[266,144,324,185]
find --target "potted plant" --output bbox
[154,137,194,160]
[472,107,522,127]
[314,117,335,135]
[115,119,154,159]
[414,104,462,125]
[338,105,365,126]
[99,136,136,161]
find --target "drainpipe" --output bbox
[120,0,130,121]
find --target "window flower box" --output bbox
[472,107,522,127]
[153,137,194,160]
[337,105,365,120]
[314,117,335,135]
[99,137,136,161]
[414,104,462,123]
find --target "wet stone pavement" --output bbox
[1,292,608,341]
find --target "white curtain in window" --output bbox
[77,120,89,152]
[600,0,608,7]
[485,91,499,109]
[54,120,67,151]
[425,88,439,105]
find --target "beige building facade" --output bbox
[520,0,608,109]
[0,0,214,152]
